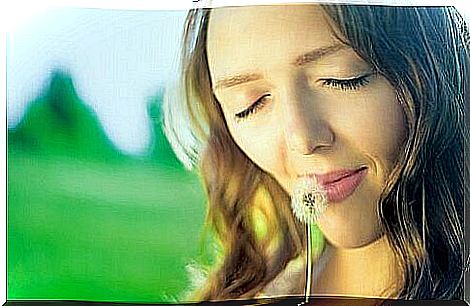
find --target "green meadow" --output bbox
[8,71,208,302]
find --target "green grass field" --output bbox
[8,152,207,302]
[7,71,212,302]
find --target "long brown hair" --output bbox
[163,4,468,300]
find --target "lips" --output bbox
[314,167,367,185]
[303,166,368,203]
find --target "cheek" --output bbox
[343,86,407,174]
[365,97,407,170]
[228,122,286,179]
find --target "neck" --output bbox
[313,235,401,298]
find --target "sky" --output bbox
[7,7,187,155]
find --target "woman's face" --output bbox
[206,5,407,249]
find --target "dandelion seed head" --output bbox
[291,176,328,224]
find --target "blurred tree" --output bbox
[8,70,124,161]
[147,92,183,169]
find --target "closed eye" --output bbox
[235,94,271,121]
[320,73,373,91]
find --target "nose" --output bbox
[282,91,335,156]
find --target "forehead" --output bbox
[207,5,341,80]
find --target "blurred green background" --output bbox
[7,71,208,302]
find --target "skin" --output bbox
[206,5,406,296]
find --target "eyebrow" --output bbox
[214,73,262,91]
[214,44,347,91]
[293,44,347,66]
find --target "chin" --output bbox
[320,227,384,249]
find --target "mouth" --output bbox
[302,166,368,203]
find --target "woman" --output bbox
[163,3,468,301]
